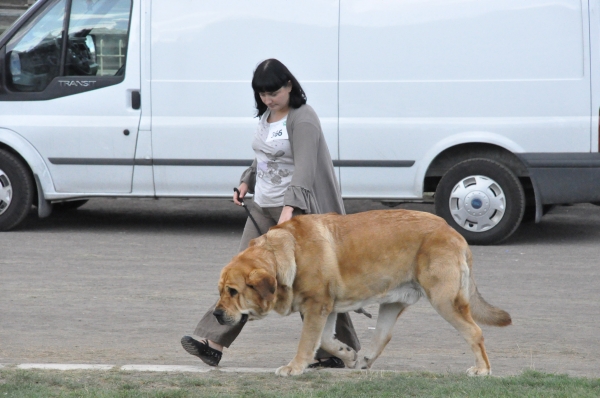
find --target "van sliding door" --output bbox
[339,0,591,199]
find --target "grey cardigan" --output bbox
[240,104,345,215]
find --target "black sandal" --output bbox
[180,335,222,366]
[307,356,345,369]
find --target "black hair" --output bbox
[252,59,307,117]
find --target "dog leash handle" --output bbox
[233,187,263,236]
[233,187,245,206]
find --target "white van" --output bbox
[1,0,599,244]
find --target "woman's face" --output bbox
[259,82,292,114]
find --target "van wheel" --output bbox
[0,149,35,231]
[435,158,525,245]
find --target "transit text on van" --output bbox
[58,80,97,88]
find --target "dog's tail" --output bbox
[465,249,512,327]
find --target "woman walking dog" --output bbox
[181,59,360,368]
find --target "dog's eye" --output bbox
[228,288,238,297]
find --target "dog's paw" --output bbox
[466,366,491,376]
[340,347,358,368]
[275,364,305,376]
[354,355,372,370]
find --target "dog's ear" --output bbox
[266,229,296,287]
[247,269,276,301]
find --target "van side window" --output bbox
[6,0,66,92]
[5,0,132,93]
[65,0,132,77]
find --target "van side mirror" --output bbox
[9,51,21,78]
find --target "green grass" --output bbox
[0,368,598,397]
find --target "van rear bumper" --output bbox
[518,153,600,204]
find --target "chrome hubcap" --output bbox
[449,175,506,232]
[0,168,12,216]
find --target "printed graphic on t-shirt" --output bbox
[256,151,292,185]
[258,150,291,185]
[252,112,295,207]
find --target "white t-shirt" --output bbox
[252,111,294,207]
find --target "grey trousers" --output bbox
[194,202,361,358]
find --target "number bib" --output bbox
[266,119,288,142]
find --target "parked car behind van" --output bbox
[1,0,600,244]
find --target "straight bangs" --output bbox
[251,68,288,94]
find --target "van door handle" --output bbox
[131,91,141,110]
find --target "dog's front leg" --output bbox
[276,301,330,376]
[355,302,407,370]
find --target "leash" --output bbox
[234,188,263,235]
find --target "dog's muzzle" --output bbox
[213,309,248,325]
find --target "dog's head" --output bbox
[213,240,278,326]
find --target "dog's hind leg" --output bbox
[354,302,407,369]
[428,292,491,376]
[319,312,358,368]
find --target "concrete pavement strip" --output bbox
[16,364,115,371]
[4,363,362,374]
[120,365,276,373]
[120,365,211,372]
[5,364,278,373]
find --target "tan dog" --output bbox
[213,209,511,376]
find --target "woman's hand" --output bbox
[278,206,295,224]
[234,182,249,206]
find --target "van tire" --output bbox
[435,158,525,245]
[0,149,35,231]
